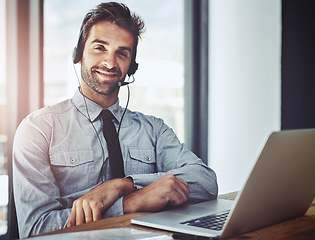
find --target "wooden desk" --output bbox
[43,193,315,239]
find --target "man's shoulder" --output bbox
[127,109,164,124]
[28,99,74,119]
[14,99,75,141]
[125,109,169,134]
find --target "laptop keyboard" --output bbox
[180,210,230,231]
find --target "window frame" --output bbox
[184,0,209,164]
[2,0,43,239]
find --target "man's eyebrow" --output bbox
[91,39,108,45]
[119,46,132,53]
[91,39,132,53]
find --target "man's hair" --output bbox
[73,1,145,73]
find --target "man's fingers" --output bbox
[82,200,93,223]
[67,205,76,228]
[169,189,189,206]
[174,177,190,195]
[75,200,85,225]
[68,200,102,227]
[92,207,103,222]
[165,175,190,206]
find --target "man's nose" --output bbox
[102,52,117,69]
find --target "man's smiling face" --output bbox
[80,20,134,98]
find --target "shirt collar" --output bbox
[72,88,123,123]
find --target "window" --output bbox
[0,0,8,235]
[44,0,185,141]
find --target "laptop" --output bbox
[131,129,315,239]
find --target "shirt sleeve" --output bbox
[127,120,218,203]
[13,116,71,238]
[102,197,124,218]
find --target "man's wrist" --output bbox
[123,191,139,213]
[119,177,136,197]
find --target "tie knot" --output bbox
[101,109,114,120]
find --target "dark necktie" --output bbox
[100,109,125,178]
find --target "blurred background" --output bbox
[2,0,315,238]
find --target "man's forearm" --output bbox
[123,174,190,213]
[128,165,218,203]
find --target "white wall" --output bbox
[208,0,281,194]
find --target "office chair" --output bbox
[7,189,19,239]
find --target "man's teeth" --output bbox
[96,70,116,76]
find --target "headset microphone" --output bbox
[118,81,130,87]
[118,82,128,87]
[118,74,136,87]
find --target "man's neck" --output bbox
[80,82,119,109]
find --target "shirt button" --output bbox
[70,158,75,164]
[146,156,151,161]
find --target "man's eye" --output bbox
[117,52,128,58]
[95,46,105,51]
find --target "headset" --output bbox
[72,30,139,80]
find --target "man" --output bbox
[13,2,218,238]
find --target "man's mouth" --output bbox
[95,70,119,77]
[92,66,122,79]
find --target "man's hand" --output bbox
[67,178,135,227]
[123,174,190,213]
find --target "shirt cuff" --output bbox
[127,172,167,190]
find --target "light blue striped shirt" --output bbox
[13,89,218,238]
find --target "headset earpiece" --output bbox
[127,43,138,76]
[72,46,79,64]
[127,61,138,76]
[72,30,83,64]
